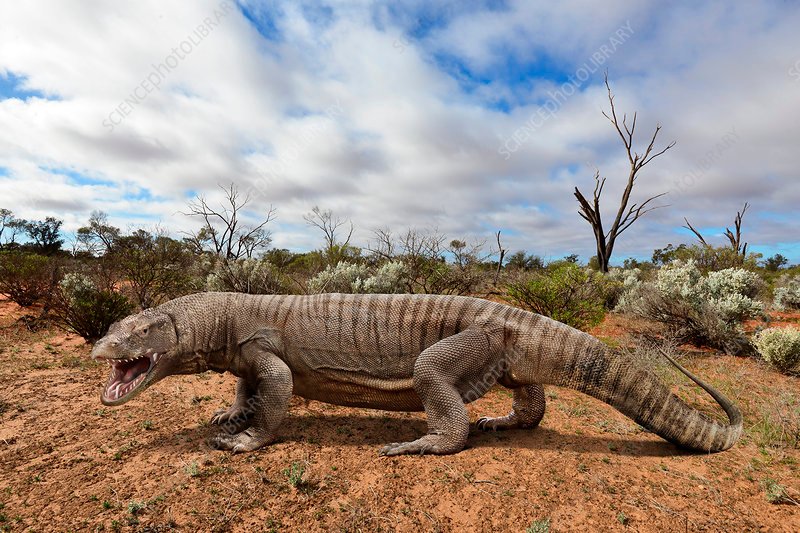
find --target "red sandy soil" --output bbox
[0,297,798,532]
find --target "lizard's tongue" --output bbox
[121,357,150,383]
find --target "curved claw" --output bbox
[476,415,519,431]
[378,434,460,456]
[209,429,272,453]
[210,406,242,425]
[475,417,495,431]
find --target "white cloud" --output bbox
[0,0,798,262]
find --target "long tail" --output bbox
[517,319,743,452]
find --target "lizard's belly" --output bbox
[291,369,424,412]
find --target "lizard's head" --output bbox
[91,309,178,406]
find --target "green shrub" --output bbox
[111,231,197,308]
[753,328,800,374]
[652,243,760,272]
[54,273,133,343]
[0,251,56,307]
[505,262,614,331]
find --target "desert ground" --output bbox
[0,296,798,532]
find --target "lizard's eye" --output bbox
[137,327,149,337]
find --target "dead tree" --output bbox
[683,202,750,259]
[303,206,354,262]
[367,227,397,261]
[574,74,675,273]
[183,183,275,259]
[493,230,506,286]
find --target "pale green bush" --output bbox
[620,260,764,354]
[608,267,643,310]
[308,261,408,294]
[753,327,800,373]
[307,261,371,293]
[60,272,97,300]
[774,275,800,310]
[362,261,408,294]
[206,258,290,294]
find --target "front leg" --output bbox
[209,350,292,453]
[210,377,253,433]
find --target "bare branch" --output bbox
[682,217,709,247]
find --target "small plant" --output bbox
[617,511,629,525]
[283,461,306,488]
[127,500,146,515]
[282,461,316,493]
[185,461,200,478]
[753,327,800,374]
[102,500,112,510]
[526,518,550,533]
[762,478,795,504]
[141,420,154,430]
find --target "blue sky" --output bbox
[0,0,799,263]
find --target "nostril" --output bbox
[111,341,119,347]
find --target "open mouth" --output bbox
[101,352,162,402]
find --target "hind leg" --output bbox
[379,328,503,456]
[476,384,546,431]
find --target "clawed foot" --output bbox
[378,434,464,456]
[210,405,252,434]
[209,428,273,453]
[210,405,246,425]
[476,415,520,431]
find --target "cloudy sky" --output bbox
[1,1,799,263]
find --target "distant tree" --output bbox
[574,74,675,273]
[262,248,298,270]
[764,254,789,272]
[623,257,645,269]
[563,254,580,264]
[0,208,20,246]
[492,231,507,286]
[111,229,196,308]
[367,227,485,295]
[652,243,688,266]
[505,251,545,271]
[76,211,120,255]
[23,217,64,255]
[184,183,275,259]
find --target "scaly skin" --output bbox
[90,292,743,455]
